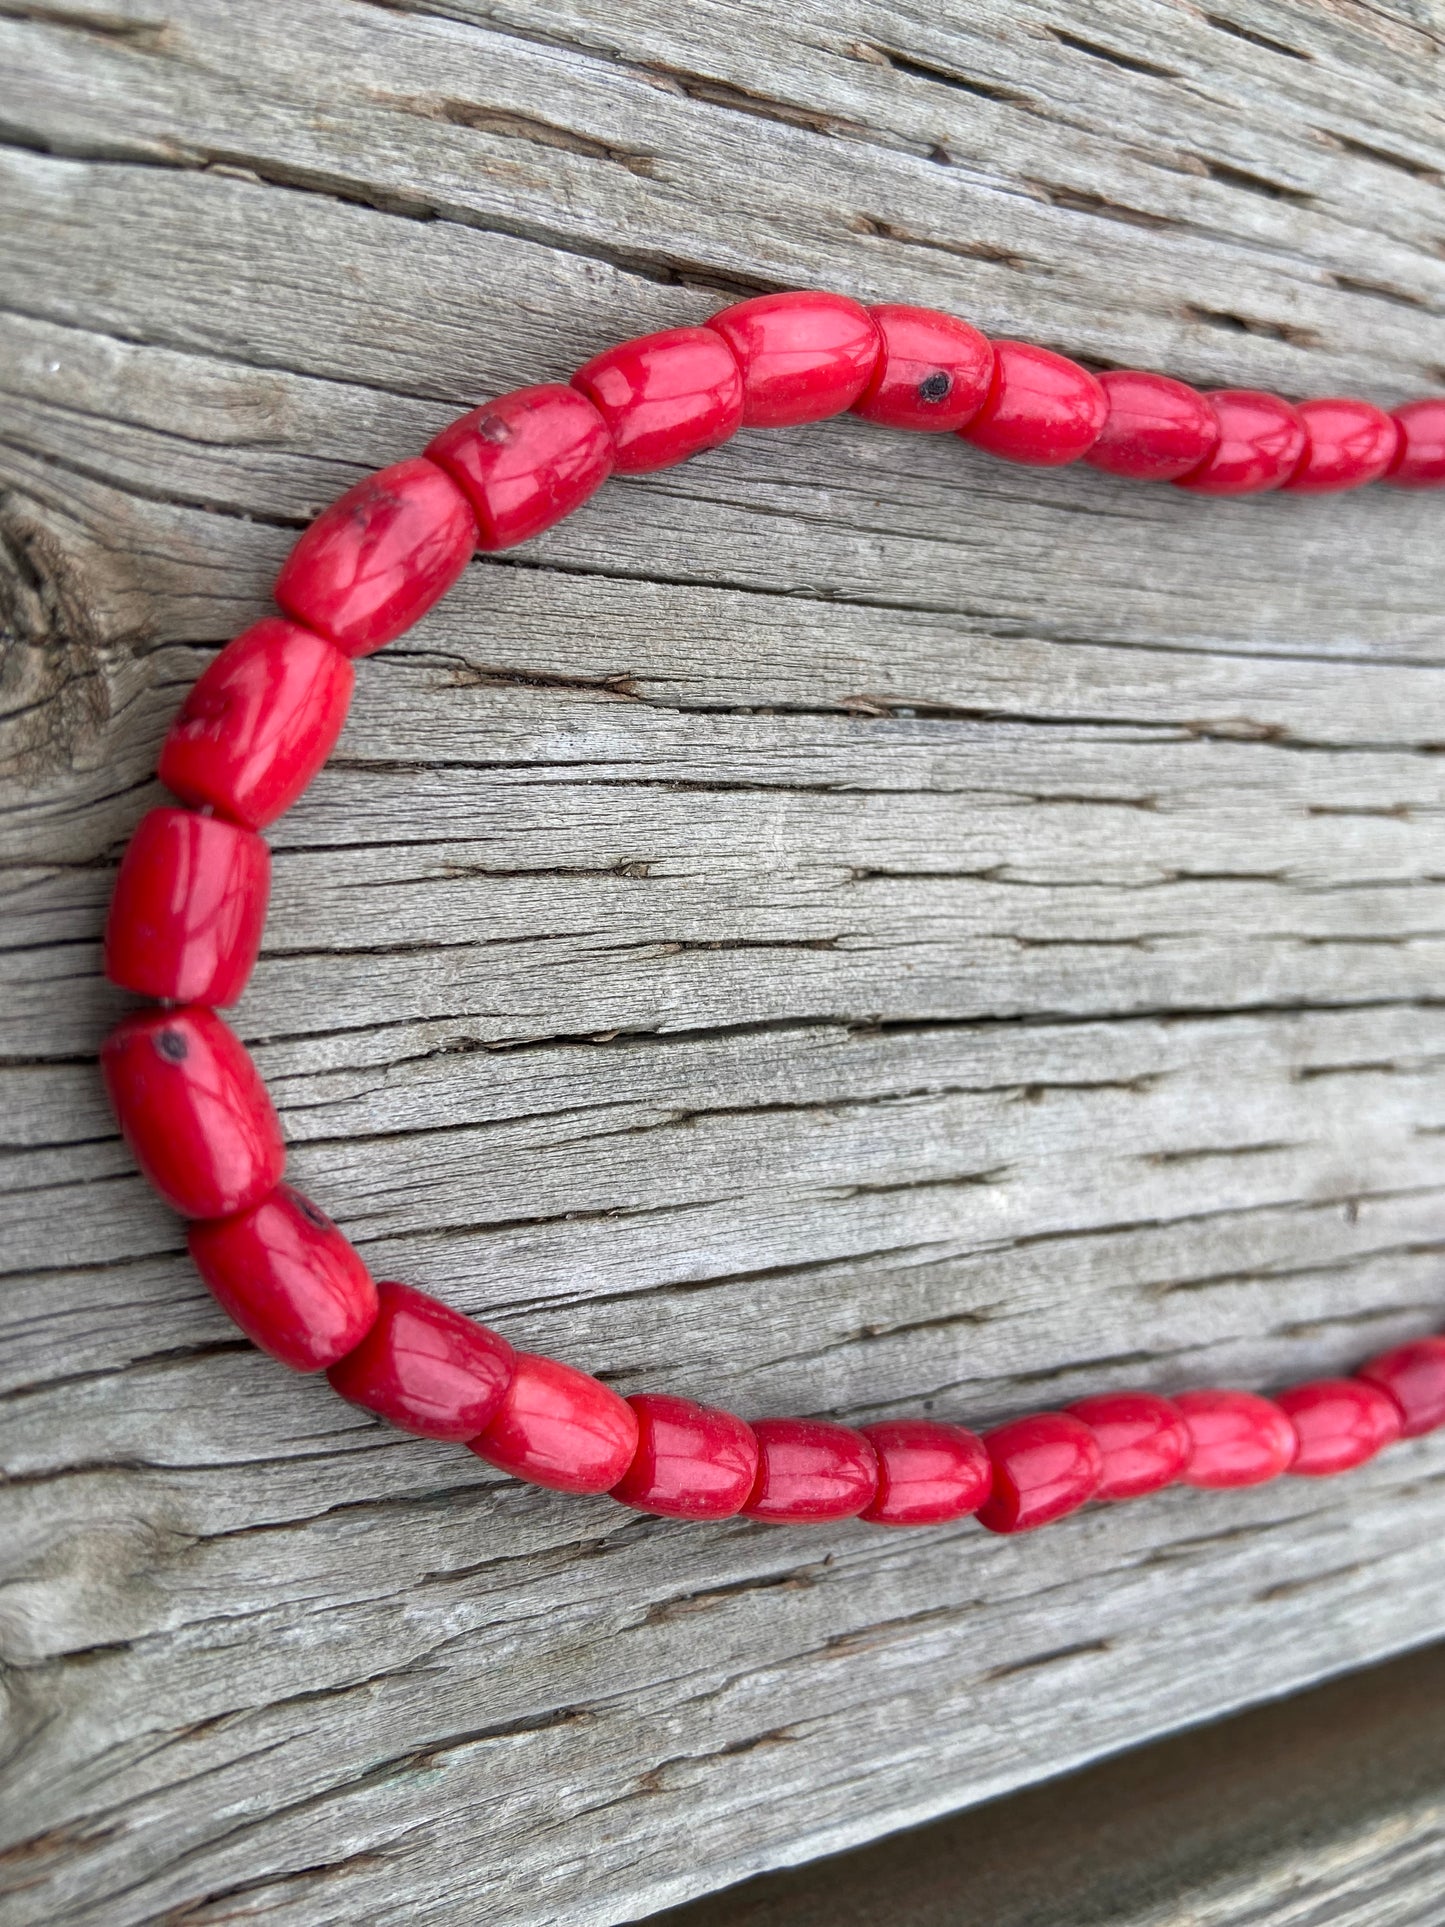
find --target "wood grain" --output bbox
[650,1640,1445,1926]
[2,2,1444,1921]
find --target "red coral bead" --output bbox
[975,1413,1103,1534]
[707,291,881,427]
[471,1351,640,1494]
[960,340,1107,467]
[104,808,269,1007]
[326,1280,514,1441]
[188,1184,378,1372]
[1066,1392,1191,1500]
[100,1006,285,1220]
[572,327,743,473]
[1284,398,1399,494]
[609,1393,759,1519]
[1174,392,1306,495]
[741,1418,879,1524]
[851,304,994,433]
[158,620,353,830]
[1385,398,1445,488]
[425,384,613,549]
[1084,371,1220,482]
[274,457,477,655]
[1276,1377,1402,1477]
[1176,1389,1297,1488]
[859,1419,991,1526]
[1357,1337,1445,1437]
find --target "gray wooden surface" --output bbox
[2,2,1445,1921]
[654,1641,1445,1927]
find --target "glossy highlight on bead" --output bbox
[101,1005,285,1220]
[1278,1378,1401,1477]
[1175,392,1305,495]
[976,1413,1103,1533]
[742,1418,879,1524]
[852,305,994,433]
[426,383,613,549]
[1357,1338,1445,1437]
[275,457,477,655]
[572,326,743,473]
[1386,398,1445,487]
[1286,398,1399,494]
[1085,371,1219,482]
[158,619,354,830]
[104,807,269,1007]
[860,1419,991,1525]
[961,340,1106,467]
[189,1184,378,1372]
[471,1352,640,1494]
[1067,1392,1190,1501]
[1176,1390,1297,1488]
[610,1393,759,1519]
[326,1280,515,1441]
[708,290,880,428]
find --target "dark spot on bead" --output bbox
[296,1194,333,1231]
[350,479,404,524]
[918,370,953,403]
[154,1027,188,1063]
[477,413,514,445]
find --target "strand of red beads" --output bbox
[101,291,1445,1534]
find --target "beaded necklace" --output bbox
[100,291,1445,1534]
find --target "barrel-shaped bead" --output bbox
[741,1418,879,1524]
[609,1393,759,1519]
[572,327,743,473]
[1357,1337,1445,1437]
[960,340,1107,466]
[326,1280,514,1441]
[859,1418,991,1525]
[1174,392,1305,495]
[1285,398,1399,494]
[1176,1389,1297,1488]
[471,1351,640,1494]
[104,809,269,1007]
[158,620,354,830]
[101,1006,285,1219]
[851,305,994,433]
[1277,1377,1402,1477]
[1085,371,1219,481]
[275,457,477,655]
[707,291,881,427]
[1386,398,1445,488]
[1066,1391,1191,1500]
[425,384,613,549]
[188,1185,377,1372]
[976,1413,1103,1533]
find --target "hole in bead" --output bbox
[917,370,953,402]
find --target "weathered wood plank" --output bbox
[651,1640,1445,1927]
[8,0,1445,386]
[2,1,1445,1921]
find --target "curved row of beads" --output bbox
[101,289,1445,1535]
